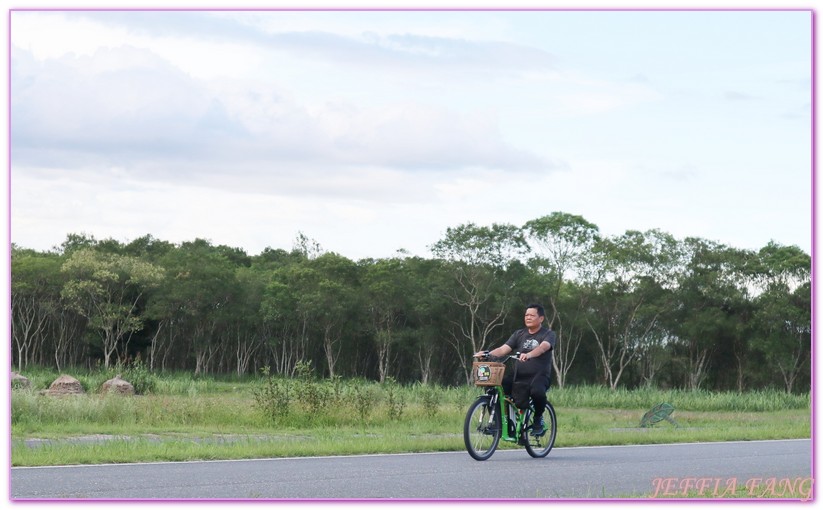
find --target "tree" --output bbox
[587,277,666,390]
[148,239,240,374]
[49,301,87,372]
[395,256,452,384]
[753,283,810,393]
[305,253,361,378]
[430,222,528,382]
[750,242,811,293]
[56,232,98,255]
[8,220,812,391]
[585,230,676,390]
[230,266,267,377]
[361,257,411,383]
[11,248,63,370]
[267,252,361,378]
[749,243,811,393]
[123,234,175,261]
[61,248,164,369]
[523,212,600,388]
[669,238,750,390]
[716,247,757,392]
[261,267,310,377]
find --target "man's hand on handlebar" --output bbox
[474,350,530,362]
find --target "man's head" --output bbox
[524,303,545,330]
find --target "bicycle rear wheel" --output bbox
[523,401,557,458]
[463,396,501,461]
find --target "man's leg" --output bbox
[502,373,514,397]
[530,373,550,417]
[529,374,550,436]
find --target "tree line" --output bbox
[11,212,811,393]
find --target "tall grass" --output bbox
[13,370,809,433]
[11,374,473,436]
[548,385,810,412]
[11,369,811,467]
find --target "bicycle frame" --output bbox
[472,353,525,441]
[484,386,529,443]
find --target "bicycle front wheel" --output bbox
[463,396,501,461]
[523,401,557,458]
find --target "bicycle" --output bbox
[463,352,557,461]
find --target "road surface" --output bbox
[11,439,812,500]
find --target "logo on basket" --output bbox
[477,364,491,381]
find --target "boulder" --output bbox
[11,372,31,389]
[46,374,85,396]
[101,375,135,396]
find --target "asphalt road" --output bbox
[11,439,812,500]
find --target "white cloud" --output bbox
[8,9,812,259]
[11,12,129,60]
[12,37,554,183]
[11,46,214,161]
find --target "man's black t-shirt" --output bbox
[504,325,556,378]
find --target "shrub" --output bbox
[292,360,334,418]
[349,384,379,422]
[122,358,156,395]
[252,367,291,423]
[418,384,439,419]
[384,378,405,421]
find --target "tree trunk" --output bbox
[552,325,583,390]
[101,326,118,369]
[417,348,433,385]
[375,327,392,384]
[734,351,745,393]
[687,346,711,390]
[12,296,49,371]
[323,324,341,378]
[235,329,260,377]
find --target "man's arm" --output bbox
[489,344,513,358]
[518,340,551,361]
[475,344,513,358]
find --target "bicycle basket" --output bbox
[472,362,505,386]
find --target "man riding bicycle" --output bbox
[475,303,556,436]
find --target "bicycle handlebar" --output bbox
[473,352,522,361]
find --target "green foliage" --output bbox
[10,223,812,394]
[384,378,406,421]
[294,360,314,381]
[418,384,439,419]
[350,384,379,422]
[329,375,346,405]
[293,360,334,418]
[430,222,528,268]
[252,367,291,423]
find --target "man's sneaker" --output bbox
[531,416,546,437]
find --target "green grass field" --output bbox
[11,369,811,468]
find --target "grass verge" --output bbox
[11,373,811,467]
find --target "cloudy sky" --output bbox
[9,8,812,260]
